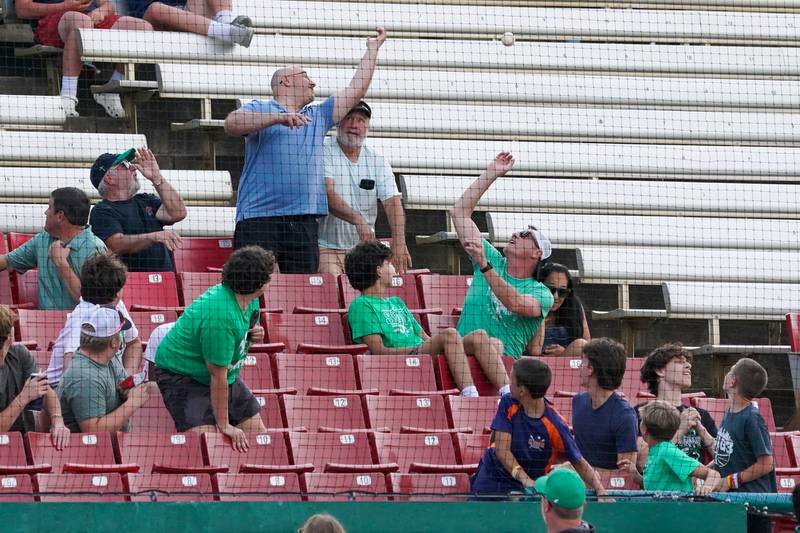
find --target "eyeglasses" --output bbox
[519,225,539,243]
[116,160,133,171]
[546,286,571,298]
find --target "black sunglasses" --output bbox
[547,286,571,298]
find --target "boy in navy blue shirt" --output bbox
[471,357,606,497]
[713,358,776,533]
[572,338,639,470]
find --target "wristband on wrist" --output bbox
[726,473,740,490]
[152,177,164,187]
[480,262,494,274]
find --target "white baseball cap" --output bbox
[525,226,552,260]
[80,305,132,338]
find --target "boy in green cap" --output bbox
[536,467,595,533]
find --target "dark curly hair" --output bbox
[583,338,627,390]
[344,240,392,292]
[640,343,692,396]
[222,246,276,295]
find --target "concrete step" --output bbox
[0,75,49,95]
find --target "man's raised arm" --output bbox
[332,28,387,123]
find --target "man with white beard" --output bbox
[318,101,411,275]
[89,148,187,272]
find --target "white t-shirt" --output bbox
[47,298,139,386]
[318,138,400,250]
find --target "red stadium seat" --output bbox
[127,310,178,344]
[0,433,51,474]
[596,468,642,490]
[304,472,388,501]
[787,313,800,352]
[776,468,800,493]
[771,432,796,470]
[289,431,395,474]
[125,272,180,310]
[126,473,214,502]
[28,350,51,370]
[202,432,310,474]
[129,391,177,433]
[424,314,459,335]
[264,273,343,314]
[115,432,227,474]
[238,354,285,393]
[366,395,457,434]
[691,397,776,433]
[435,354,513,397]
[619,358,648,399]
[389,473,471,501]
[10,270,38,308]
[251,392,287,429]
[35,473,126,502]
[178,272,220,306]
[214,472,303,501]
[356,354,450,395]
[447,396,500,435]
[27,432,136,474]
[0,474,34,501]
[373,433,472,475]
[265,312,367,354]
[15,309,67,351]
[6,233,33,251]
[550,397,574,424]
[339,273,440,314]
[273,353,366,395]
[172,237,234,273]
[538,357,585,395]
[0,234,11,306]
[418,275,472,315]
[283,395,368,432]
[454,433,489,467]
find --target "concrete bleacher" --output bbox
[0,132,147,166]
[0,95,65,130]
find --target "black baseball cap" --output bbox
[345,101,372,119]
[90,148,136,189]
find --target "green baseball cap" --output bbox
[534,468,586,510]
[90,148,136,188]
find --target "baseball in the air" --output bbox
[501,32,515,46]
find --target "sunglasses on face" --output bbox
[547,286,571,298]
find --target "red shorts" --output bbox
[33,11,122,48]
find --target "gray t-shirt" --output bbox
[0,344,37,432]
[713,404,777,493]
[58,352,128,433]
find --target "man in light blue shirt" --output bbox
[0,187,106,310]
[224,27,388,274]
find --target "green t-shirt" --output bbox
[58,351,129,433]
[348,295,423,348]
[4,228,106,310]
[456,240,554,357]
[155,284,259,385]
[643,440,701,492]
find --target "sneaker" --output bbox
[231,15,252,28]
[61,95,79,118]
[93,92,126,119]
[229,23,254,48]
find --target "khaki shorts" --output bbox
[319,248,348,276]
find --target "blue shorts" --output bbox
[127,0,187,19]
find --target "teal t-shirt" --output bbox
[58,351,129,433]
[348,295,423,348]
[456,240,554,357]
[643,440,701,492]
[5,228,106,310]
[155,284,259,385]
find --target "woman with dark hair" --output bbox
[529,263,590,357]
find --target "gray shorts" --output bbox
[154,367,261,432]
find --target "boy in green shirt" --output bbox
[621,400,720,495]
[345,241,509,396]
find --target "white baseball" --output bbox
[501,32,515,46]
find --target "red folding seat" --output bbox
[776,468,800,493]
[596,468,642,490]
[0,474,34,501]
[550,397,574,424]
[0,234,10,306]
[6,232,33,251]
[127,310,178,344]
[692,397,777,433]
[28,350,51,370]
[435,354,513,397]
[273,353,365,395]
[424,314,459,335]
[537,356,585,395]
[172,237,234,273]
[283,395,367,432]
[619,358,647,399]
[373,433,471,474]
[126,473,214,502]
[251,392,286,429]
[202,432,310,474]
[366,395,456,433]
[447,396,500,435]
[115,432,227,474]
[304,472,388,501]
[339,273,439,314]
[289,431,394,474]
[755,397,777,433]
[214,472,303,501]
[418,275,472,315]
[264,273,343,314]
[178,271,220,306]
[454,433,489,467]
[238,354,280,393]
[356,354,448,395]
[15,309,68,351]
[129,391,177,433]
[389,473,471,501]
[771,432,796,470]
[125,272,180,310]
[787,313,800,352]
[0,432,50,474]
[10,270,38,308]
[27,432,135,474]
[265,312,367,354]
[35,473,126,502]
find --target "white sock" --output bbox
[207,21,233,41]
[461,385,479,397]
[110,70,124,81]
[499,384,511,396]
[60,76,79,98]
[213,10,234,24]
